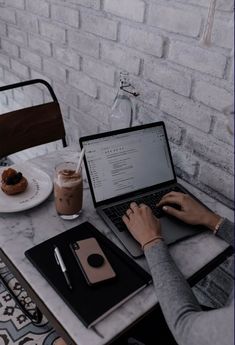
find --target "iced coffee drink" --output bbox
[54,162,83,220]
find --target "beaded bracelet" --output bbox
[142,236,164,250]
[213,217,224,235]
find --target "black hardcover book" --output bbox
[25,222,152,328]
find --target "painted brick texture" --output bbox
[0,0,233,208]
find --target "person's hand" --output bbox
[122,202,161,248]
[157,192,221,231]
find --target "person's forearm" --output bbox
[145,241,201,342]
[216,218,234,247]
[145,241,233,345]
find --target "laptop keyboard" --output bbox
[103,186,183,232]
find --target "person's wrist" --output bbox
[143,238,163,251]
[139,231,161,247]
[140,230,163,250]
[202,212,222,232]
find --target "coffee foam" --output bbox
[55,169,82,188]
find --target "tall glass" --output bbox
[54,162,83,220]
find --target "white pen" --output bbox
[54,246,72,290]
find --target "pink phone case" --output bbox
[71,237,116,285]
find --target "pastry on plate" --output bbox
[1,168,28,195]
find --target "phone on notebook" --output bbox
[70,238,116,285]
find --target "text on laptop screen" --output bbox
[83,125,174,202]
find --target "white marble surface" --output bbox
[0,146,233,345]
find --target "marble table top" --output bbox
[0,146,233,345]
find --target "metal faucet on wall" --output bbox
[109,71,139,131]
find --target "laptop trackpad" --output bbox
[161,216,203,245]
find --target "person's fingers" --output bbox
[156,192,177,206]
[126,209,133,217]
[139,203,148,209]
[122,214,130,225]
[162,205,182,219]
[157,195,183,207]
[130,202,139,212]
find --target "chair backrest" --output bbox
[0,79,67,158]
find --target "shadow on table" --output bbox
[111,306,177,345]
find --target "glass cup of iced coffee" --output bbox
[54,162,83,220]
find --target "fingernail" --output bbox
[163,206,167,211]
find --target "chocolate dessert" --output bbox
[1,168,28,195]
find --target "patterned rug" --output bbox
[0,258,59,345]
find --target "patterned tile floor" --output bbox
[0,258,59,345]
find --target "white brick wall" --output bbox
[69,0,100,10]
[0,0,234,208]
[169,41,227,78]
[68,30,99,58]
[212,18,234,49]
[0,22,7,36]
[148,4,201,37]
[53,46,80,70]
[103,0,145,22]
[1,39,19,57]
[0,54,10,68]
[119,25,163,57]
[11,59,29,78]
[8,26,27,45]
[193,81,233,112]
[39,21,66,43]
[68,70,97,98]
[51,5,79,28]
[144,58,191,96]
[26,0,50,18]
[160,90,212,132]
[83,58,115,86]
[81,12,117,40]
[16,11,39,33]
[199,162,234,202]
[0,8,16,24]
[185,129,234,174]
[102,41,141,74]
[7,0,24,10]
[28,34,51,56]
[43,58,67,82]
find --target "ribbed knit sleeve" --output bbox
[216,218,234,247]
[145,238,233,345]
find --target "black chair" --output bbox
[0,79,67,323]
[0,79,67,159]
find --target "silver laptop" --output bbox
[80,121,204,258]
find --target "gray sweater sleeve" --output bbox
[216,218,234,247]
[145,218,234,345]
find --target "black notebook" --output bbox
[25,222,152,328]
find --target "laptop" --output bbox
[80,121,204,258]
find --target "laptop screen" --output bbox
[82,123,175,203]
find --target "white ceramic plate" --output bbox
[0,164,53,213]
